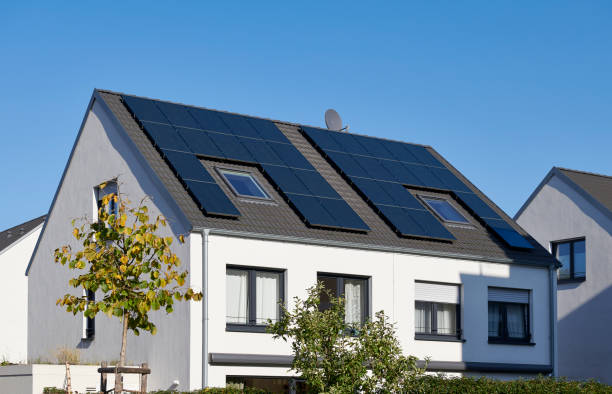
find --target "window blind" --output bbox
[415,282,460,304]
[488,287,529,303]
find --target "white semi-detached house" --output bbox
[515,167,612,383]
[0,216,45,364]
[26,90,557,392]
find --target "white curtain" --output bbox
[344,279,364,325]
[226,269,248,324]
[436,304,456,335]
[506,304,526,338]
[414,303,431,334]
[488,303,501,337]
[256,272,280,324]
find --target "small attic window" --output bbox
[421,197,470,224]
[218,169,270,200]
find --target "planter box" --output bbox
[0,364,140,394]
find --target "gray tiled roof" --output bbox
[558,168,612,215]
[96,90,554,266]
[0,215,45,253]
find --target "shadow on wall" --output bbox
[557,282,612,384]
[95,101,191,238]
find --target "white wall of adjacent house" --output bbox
[0,225,41,363]
[26,99,194,391]
[0,224,42,363]
[203,234,552,387]
[516,173,612,383]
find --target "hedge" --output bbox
[44,376,612,393]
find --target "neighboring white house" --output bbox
[516,167,612,383]
[0,215,45,364]
[25,90,557,392]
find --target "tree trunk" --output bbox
[115,311,129,393]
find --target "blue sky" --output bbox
[1,2,611,230]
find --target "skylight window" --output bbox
[421,197,470,224]
[219,169,270,200]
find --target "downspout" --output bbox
[549,265,557,376]
[201,229,210,388]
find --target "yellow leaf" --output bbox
[179,234,185,243]
[72,228,78,238]
[120,214,127,227]
[120,255,128,265]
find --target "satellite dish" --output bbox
[325,109,343,131]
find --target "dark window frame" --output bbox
[487,301,533,345]
[217,167,272,201]
[552,237,586,282]
[414,301,462,341]
[226,265,285,333]
[418,195,471,225]
[317,272,370,326]
[84,289,95,340]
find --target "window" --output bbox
[95,181,118,218]
[552,238,586,281]
[421,197,470,224]
[414,282,461,340]
[226,267,283,332]
[227,376,309,393]
[218,169,270,199]
[318,274,368,326]
[488,287,531,344]
[84,290,95,339]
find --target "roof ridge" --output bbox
[97,89,432,149]
[557,167,612,180]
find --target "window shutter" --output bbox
[488,287,529,303]
[415,282,460,304]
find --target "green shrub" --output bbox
[149,388,268,394]
[42,388,67,394]
[405,375,612,393]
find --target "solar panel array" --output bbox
[301,126,533,249]
[121,95,370,232]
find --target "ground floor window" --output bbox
[226,376,309,393]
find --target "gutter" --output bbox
[193,227,556,268]
[201,229,210,388]
[549,265,558,376]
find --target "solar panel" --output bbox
[302,126,532,248]
[184,180,240,217]
[161,150,215,183]
[122,95,368,232]
[141,122,190,152]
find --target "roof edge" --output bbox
[514,167,558,221]
[25,90,99,276]
[0,216,45,257]
[195,227,556,268]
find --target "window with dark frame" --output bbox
[226,266,284,332]
[218,169,270,200]
[552,238,586,281]
[488,287,531,344]
[414,282,461,340]
[318,274,369,326]
[85,289,95,339]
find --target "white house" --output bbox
[515,167,612,383]
[0,215,45,364]
[25,90,557,391]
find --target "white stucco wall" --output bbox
[516,174,612,382]
[0,226,41,363]
[27,99,195,391]
[204,234,552,386]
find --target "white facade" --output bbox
[20,92,556,391]
[202,234,554,387]
[516,170,612,383]
[0,224,42,363]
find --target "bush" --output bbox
[149,389,268,394]
[43,388,67,394]
[405,375,612,393]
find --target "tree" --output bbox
[54,184,202,393]
[268,283,425,393]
